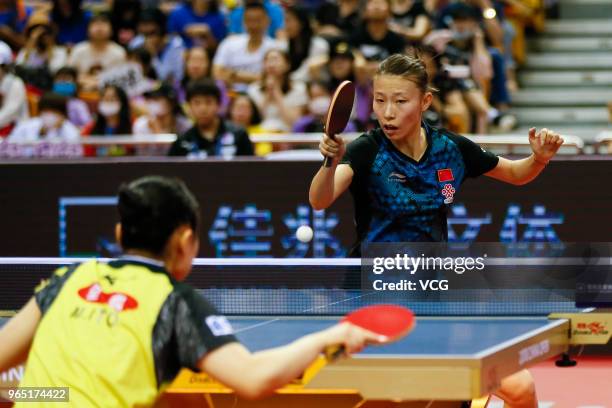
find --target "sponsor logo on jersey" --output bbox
[441,183,456,204]
[388,172,407,183]
[77,283,138,311]
[206,316,234,336]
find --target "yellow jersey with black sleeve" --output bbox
[16,257,237,408]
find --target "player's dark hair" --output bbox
[376,53,433,94]
[118,176,200,255]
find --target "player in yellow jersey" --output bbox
[0,176,384,407]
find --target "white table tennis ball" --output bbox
[296,225,314,243]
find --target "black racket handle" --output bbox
[325,344,345,361]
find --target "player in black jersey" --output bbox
[310,53,564,408]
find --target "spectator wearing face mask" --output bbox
[83,84,132,136]
[52,66,92,128]
[293,80,358,133]
[9,92,79,142]
[133,82,191,135]
[82,84,133,156]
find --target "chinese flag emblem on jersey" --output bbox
[437,168,454,183]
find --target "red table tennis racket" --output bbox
[322,80,356,167]
[326,304,415,360]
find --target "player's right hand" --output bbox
[319,134,346,165]
[325,322,388,355]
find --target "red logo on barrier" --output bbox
[575,321,609,335]
[78,284,138,312]
[437,168,454,183]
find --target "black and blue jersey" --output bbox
[340,123,498,253]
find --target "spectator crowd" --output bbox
[0,0,546,157]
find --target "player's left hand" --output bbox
[528,127,564,164]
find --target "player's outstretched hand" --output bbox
[319,134,346,165]
[324,322,388,355]
[528,127,564,164]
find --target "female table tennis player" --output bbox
[310,53,564,408]
[0,176,385,407]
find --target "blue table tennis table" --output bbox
[1,258,610,407]
[167,314,603,407]
[163,259,612,407]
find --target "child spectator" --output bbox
[169,79,254,158]
[9,92,79,142]
[52,66,92,128]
